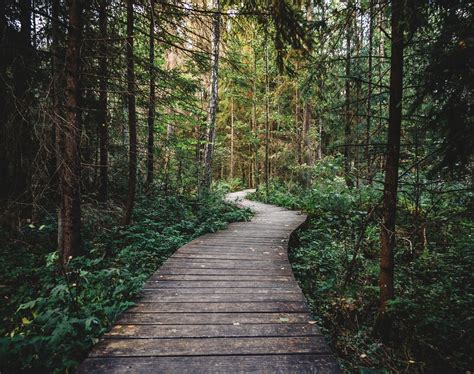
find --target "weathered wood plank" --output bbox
[116,312,313,325]
[78,354,340,374]
[154,268,293,276]
[143,280,297,288]
[128,301,308,313]
[158,262,291,271]
[139,291,304,302]
[171,253,288,260]
[104,323,321,338]
[140,287,297,295]
[89,336,331,357]
[149,275,293,281]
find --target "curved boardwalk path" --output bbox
[78,190,339,373]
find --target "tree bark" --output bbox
[230,96,234,179]
[344,1,353,187]
[98,0,108,202]
[376,0,404,338]
[202,0,220,193]
[51,0,61,187]
[252,41,259,191]
[147,0,156,186]
[302,0,314,169]
[58,0,83,264]
[123,0,137,225]
[264,17,270,199]
[366,0,374,182]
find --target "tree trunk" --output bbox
[230,96,234,179]
[302,0,314,169]
[122,0,137,225]
[295,83,302,165]
[366,0,374,182]
[202,0,220,193]
[98,0,108,202]
[147,0,156,186]
[58,0,83,264]
[375,0,404,338]
[317,114,323,160]
[264,18,270,199]
[252,41,259,191]
[344,1,353,187]
[51,0,61,186]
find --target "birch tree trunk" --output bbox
[202,0,221,193]
[252,41,259,191]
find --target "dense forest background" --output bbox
[0,0,472,372]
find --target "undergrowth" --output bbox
[250,157,473,373]
[0,192,252,373]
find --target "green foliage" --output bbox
[0,194,252,373]
[251,161,473,372]
[214,178,246,194]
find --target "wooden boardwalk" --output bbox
[78,190,339,373]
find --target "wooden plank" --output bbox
[140,287,297,295]
[104,323,321,338]
[175,250,286,257]
[78,354,340,374]
[143,280,297,288]
[89,336,330,357]
[128,301,308,313]
[158,263,291,271]
[116,312,313,325]
[138,293,303,303]
[164,259,288,267]
[149,275,293,281]
[154,268,293,276]
[171,253,288,261]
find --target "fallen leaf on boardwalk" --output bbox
[308,321,316,324]
[233,322,240,326]
[279,317,289,322]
